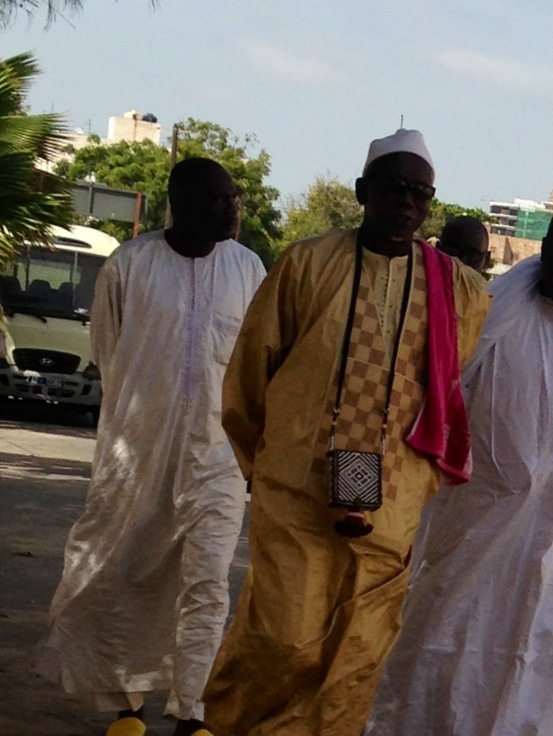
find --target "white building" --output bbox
[490,196,553,239]
[107,110,161,145]
[38,110,162,174]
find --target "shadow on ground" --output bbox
[0,431,249,736]
[0,398,96,439]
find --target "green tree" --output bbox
[418,199,489,240]
[57,118,282,265]
[281,177,490,253]
[0,0,159,28]
[281,176,362,249]
[0,52,72,261]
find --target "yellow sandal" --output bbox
[105,716,146,736]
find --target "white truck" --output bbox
[0,225,119,423]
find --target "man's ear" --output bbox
[355,177,367,206]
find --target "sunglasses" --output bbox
[440,243,490,264]
[373,177,436,204]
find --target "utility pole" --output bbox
[164,124,179,228]
[132,192,144,238]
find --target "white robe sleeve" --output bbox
[90,255,123,379]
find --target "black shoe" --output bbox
[172,718,213,736]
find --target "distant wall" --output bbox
[488,232,541,266]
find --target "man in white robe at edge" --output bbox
[365,219,553,735]
[36,157,266,736]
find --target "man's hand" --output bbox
[83,362,101,381]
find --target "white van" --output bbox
[0,225,119,422]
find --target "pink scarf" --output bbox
[405,241,472,485]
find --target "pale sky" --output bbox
[3,0,553,211]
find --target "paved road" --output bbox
[0,401,249,736]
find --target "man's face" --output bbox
[541,225,553,296]
[172,169,239,241]
[356,152,435,242]
[439,233,490,273]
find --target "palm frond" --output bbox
[0,51,73,262]
[0,53,41,115]
[0,1,83,29]
[0,1,160,28]
[0,113,68,157]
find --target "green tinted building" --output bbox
[514,209,553,240]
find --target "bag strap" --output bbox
[331,236,363,429]
[329,237,413,451]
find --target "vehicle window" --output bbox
[0,246,105,320]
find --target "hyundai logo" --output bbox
[38,357,55,367]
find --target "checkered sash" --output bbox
[312,243,428,501]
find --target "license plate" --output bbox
[26,376,47,386]
[26,376,62,388]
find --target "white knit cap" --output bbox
[362,129,434,181]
